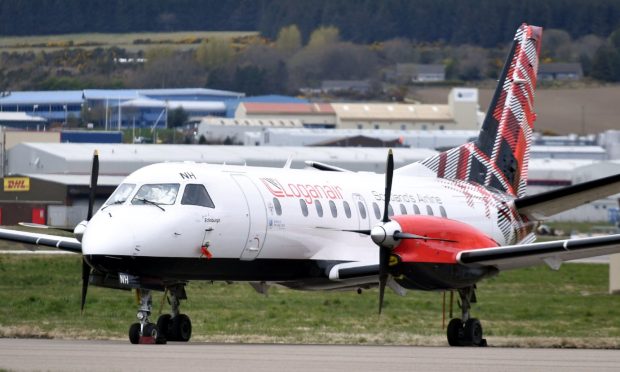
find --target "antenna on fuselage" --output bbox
[283,155,293,169]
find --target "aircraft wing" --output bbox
[0,227,82,253]
[514,173,620,220]
[457,234,620,271]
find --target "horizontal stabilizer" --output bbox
[515,173,620,219]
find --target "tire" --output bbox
[446,318,463,347]
[129,323,141,344]
[157,314,172,342]
[172,314,192,342]
[464,318,483,346]
[142,323,159,340]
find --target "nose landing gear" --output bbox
[128,285,192,344]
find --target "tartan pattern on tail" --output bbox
[421,24,542,198]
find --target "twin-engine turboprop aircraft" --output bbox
[2,23,620,346]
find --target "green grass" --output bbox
[1,254,620,347]
[0,31,258,52]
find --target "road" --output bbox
[1,339,619,372]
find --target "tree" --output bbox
[195,38,234,70]
[168,107,189,128]
[275,25,302,53]
[307,26,340,49]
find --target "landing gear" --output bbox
[158,285,192,342]
[128,289,165,344]
[446,286,487,347]
[129,285,192,344]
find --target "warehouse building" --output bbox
[1,143,437,227]
[0,88,244,128]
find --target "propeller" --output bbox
[377,149,394,315]
[81,149,99,313]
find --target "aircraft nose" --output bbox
[82,208,139,256]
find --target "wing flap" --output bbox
[0,228,81,253]
[515,173,620,219]
[457,234,620,271]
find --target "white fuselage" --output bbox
[83,162,524,273]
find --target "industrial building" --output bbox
[0,142,437,227]
[0,88,244,128]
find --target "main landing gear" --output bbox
[128,285,192,344]
[446,286,487,347]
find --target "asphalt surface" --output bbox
[1,339,620,372]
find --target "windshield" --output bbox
[131,184,180,205]
[104,183,136,206]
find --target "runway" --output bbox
[1,339,620,372]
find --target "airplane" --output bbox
[2,23,620,346]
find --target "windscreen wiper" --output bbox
[134,198,166,211]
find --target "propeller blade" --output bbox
[80,258,90,314]
[86,150,99,221]
[378,246,390,315]
[393,231,456,242]
[382,149,394,223]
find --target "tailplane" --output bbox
[401,24,543,198]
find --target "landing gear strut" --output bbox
[446,286,487,347]
[129,289,164,344]
[128,285,192,344]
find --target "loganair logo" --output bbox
[260,178,343,204]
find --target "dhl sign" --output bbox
[4,177,30,192]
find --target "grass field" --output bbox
[0,31,258,52]
[1,254,620,348]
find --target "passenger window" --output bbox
[388,204,394,217]
[400,204,407,215]
[372,202,381,219]
[329,200,337,218]
[181,184,215,208]
[315,200,324,217]
[273,198,282,216]
[439,205,447,218]
[300,199,309,217]
[358,201,367,219]
[343,201,352,218]
[413,204,420,214]
[426,205,434,216]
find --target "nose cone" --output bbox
[82,208,139,256]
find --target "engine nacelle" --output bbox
[389,215,499,290]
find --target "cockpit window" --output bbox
[105,183,136,206]
[132,184,180,205]
[181,184,215,208]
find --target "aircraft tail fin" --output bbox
[409,24,542,197]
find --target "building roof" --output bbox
[0,90,84,104]
[331,103,452,121]
[241,102,335,115]
[223,95,309,117]
[83,88,243,100]
[7,142,438,175]
[0,112,46,122]
[26,173,126,187]
[200,117,303,128]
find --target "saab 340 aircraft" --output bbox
[2,24,620,346]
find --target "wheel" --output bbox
[142,323,159,340]
[446,318,463,346]
[157,314,172,342]
[464,318,483,346]
[172,314,192,342]
[129,323,141,344]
